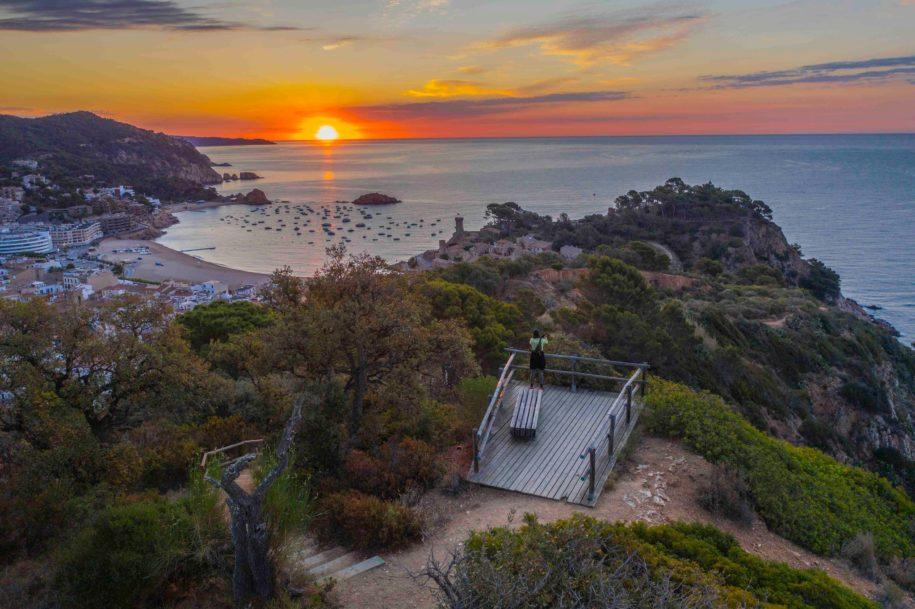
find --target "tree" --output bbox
[206,396,304,606]
[258,247,477,440]
[177,300,273,353]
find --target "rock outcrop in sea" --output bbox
[352,192,401,205]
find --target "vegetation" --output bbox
[643,379,915,563]
[0,111,222,200]
[2,179,912,607]
[426,514,875,609]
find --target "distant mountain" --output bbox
[0,111,222,197]
[177,135,276,147]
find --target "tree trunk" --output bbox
[207,396,305,607]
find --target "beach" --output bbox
[97,238,270,288]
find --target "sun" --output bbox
[315,125,339,141]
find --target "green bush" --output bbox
[447,515,874,609]
[316,491,421,551]
[643,379,915,561]
[55,498,213,609]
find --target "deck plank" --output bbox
[468,381,637,505]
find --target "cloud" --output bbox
[349,90,631,121]
[0,0,297,31]
[407,79,513,97]
[457,65,488,75]
[702,54,915,88]
[479,4,707,66]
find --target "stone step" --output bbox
[318,556,386,584]
[299,546,348,570]
[308,551,360,577]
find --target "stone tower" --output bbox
[454,215,464,238]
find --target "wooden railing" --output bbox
[472,349,649,477]
[503,348,647,392]
[580,366,648,502]
[472,352,516,472]
[200,438,265,470]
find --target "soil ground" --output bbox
[335,435,884,608]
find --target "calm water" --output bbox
[157,135,915,343]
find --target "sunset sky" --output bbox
[1,0,914,139]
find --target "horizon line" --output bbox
[267,131,915,144]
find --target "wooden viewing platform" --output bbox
[468,350,648,507]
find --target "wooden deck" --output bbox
[467,380,642,506]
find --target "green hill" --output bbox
[0,112,222,198]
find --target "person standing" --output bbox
[529,329,548,389]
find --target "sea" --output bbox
[156,135,915,343]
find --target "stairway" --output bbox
[290,538,385,584]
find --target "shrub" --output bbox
[697,464,754,525]
[643,379,915,562]
[840,532,879,580]
[316,491,421,550]
[800,259,841,302]
[431,514,874,609]
[695,257,724,276]
[343,437,442,499]
[255,450,313,543]
[55,498,210,609]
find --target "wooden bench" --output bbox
[510,388,542,440]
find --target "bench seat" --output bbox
[510,388,542,440]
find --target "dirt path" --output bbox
[645,241,683,272]
[335,436,880,608]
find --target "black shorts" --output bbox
[530,350,546,370]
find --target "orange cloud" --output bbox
[407,79,513,97]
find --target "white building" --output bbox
[0,225,54,255]
[192,280,228,299]
[48,221,102,249]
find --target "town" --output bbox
[0,159,261,312]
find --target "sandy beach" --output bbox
[97,238,270,288]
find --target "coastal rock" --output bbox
[239,171,262,180]
[243,188,269,205]
[352,192,401,205]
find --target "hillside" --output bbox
[177,135,276,147]
[444,180,915,487]
[0,112,221,197]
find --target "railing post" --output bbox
[472,432,480,473]
[608,414,616,456]
[626,385,632,425]
[587,447,596,502]
[641,367,648,397]
[571,356,578,393]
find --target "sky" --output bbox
[1,0,914,139]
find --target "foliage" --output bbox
[422,278,524,369]
[800,258,841,302]
[255,449,314,544]
[177,300,273,353]
[55,496,222,609]
[643,379,915,561]
[429,514,873,609]
[343,437,442,499]
[316,491,422,551]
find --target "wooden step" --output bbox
[318,556,385,584]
